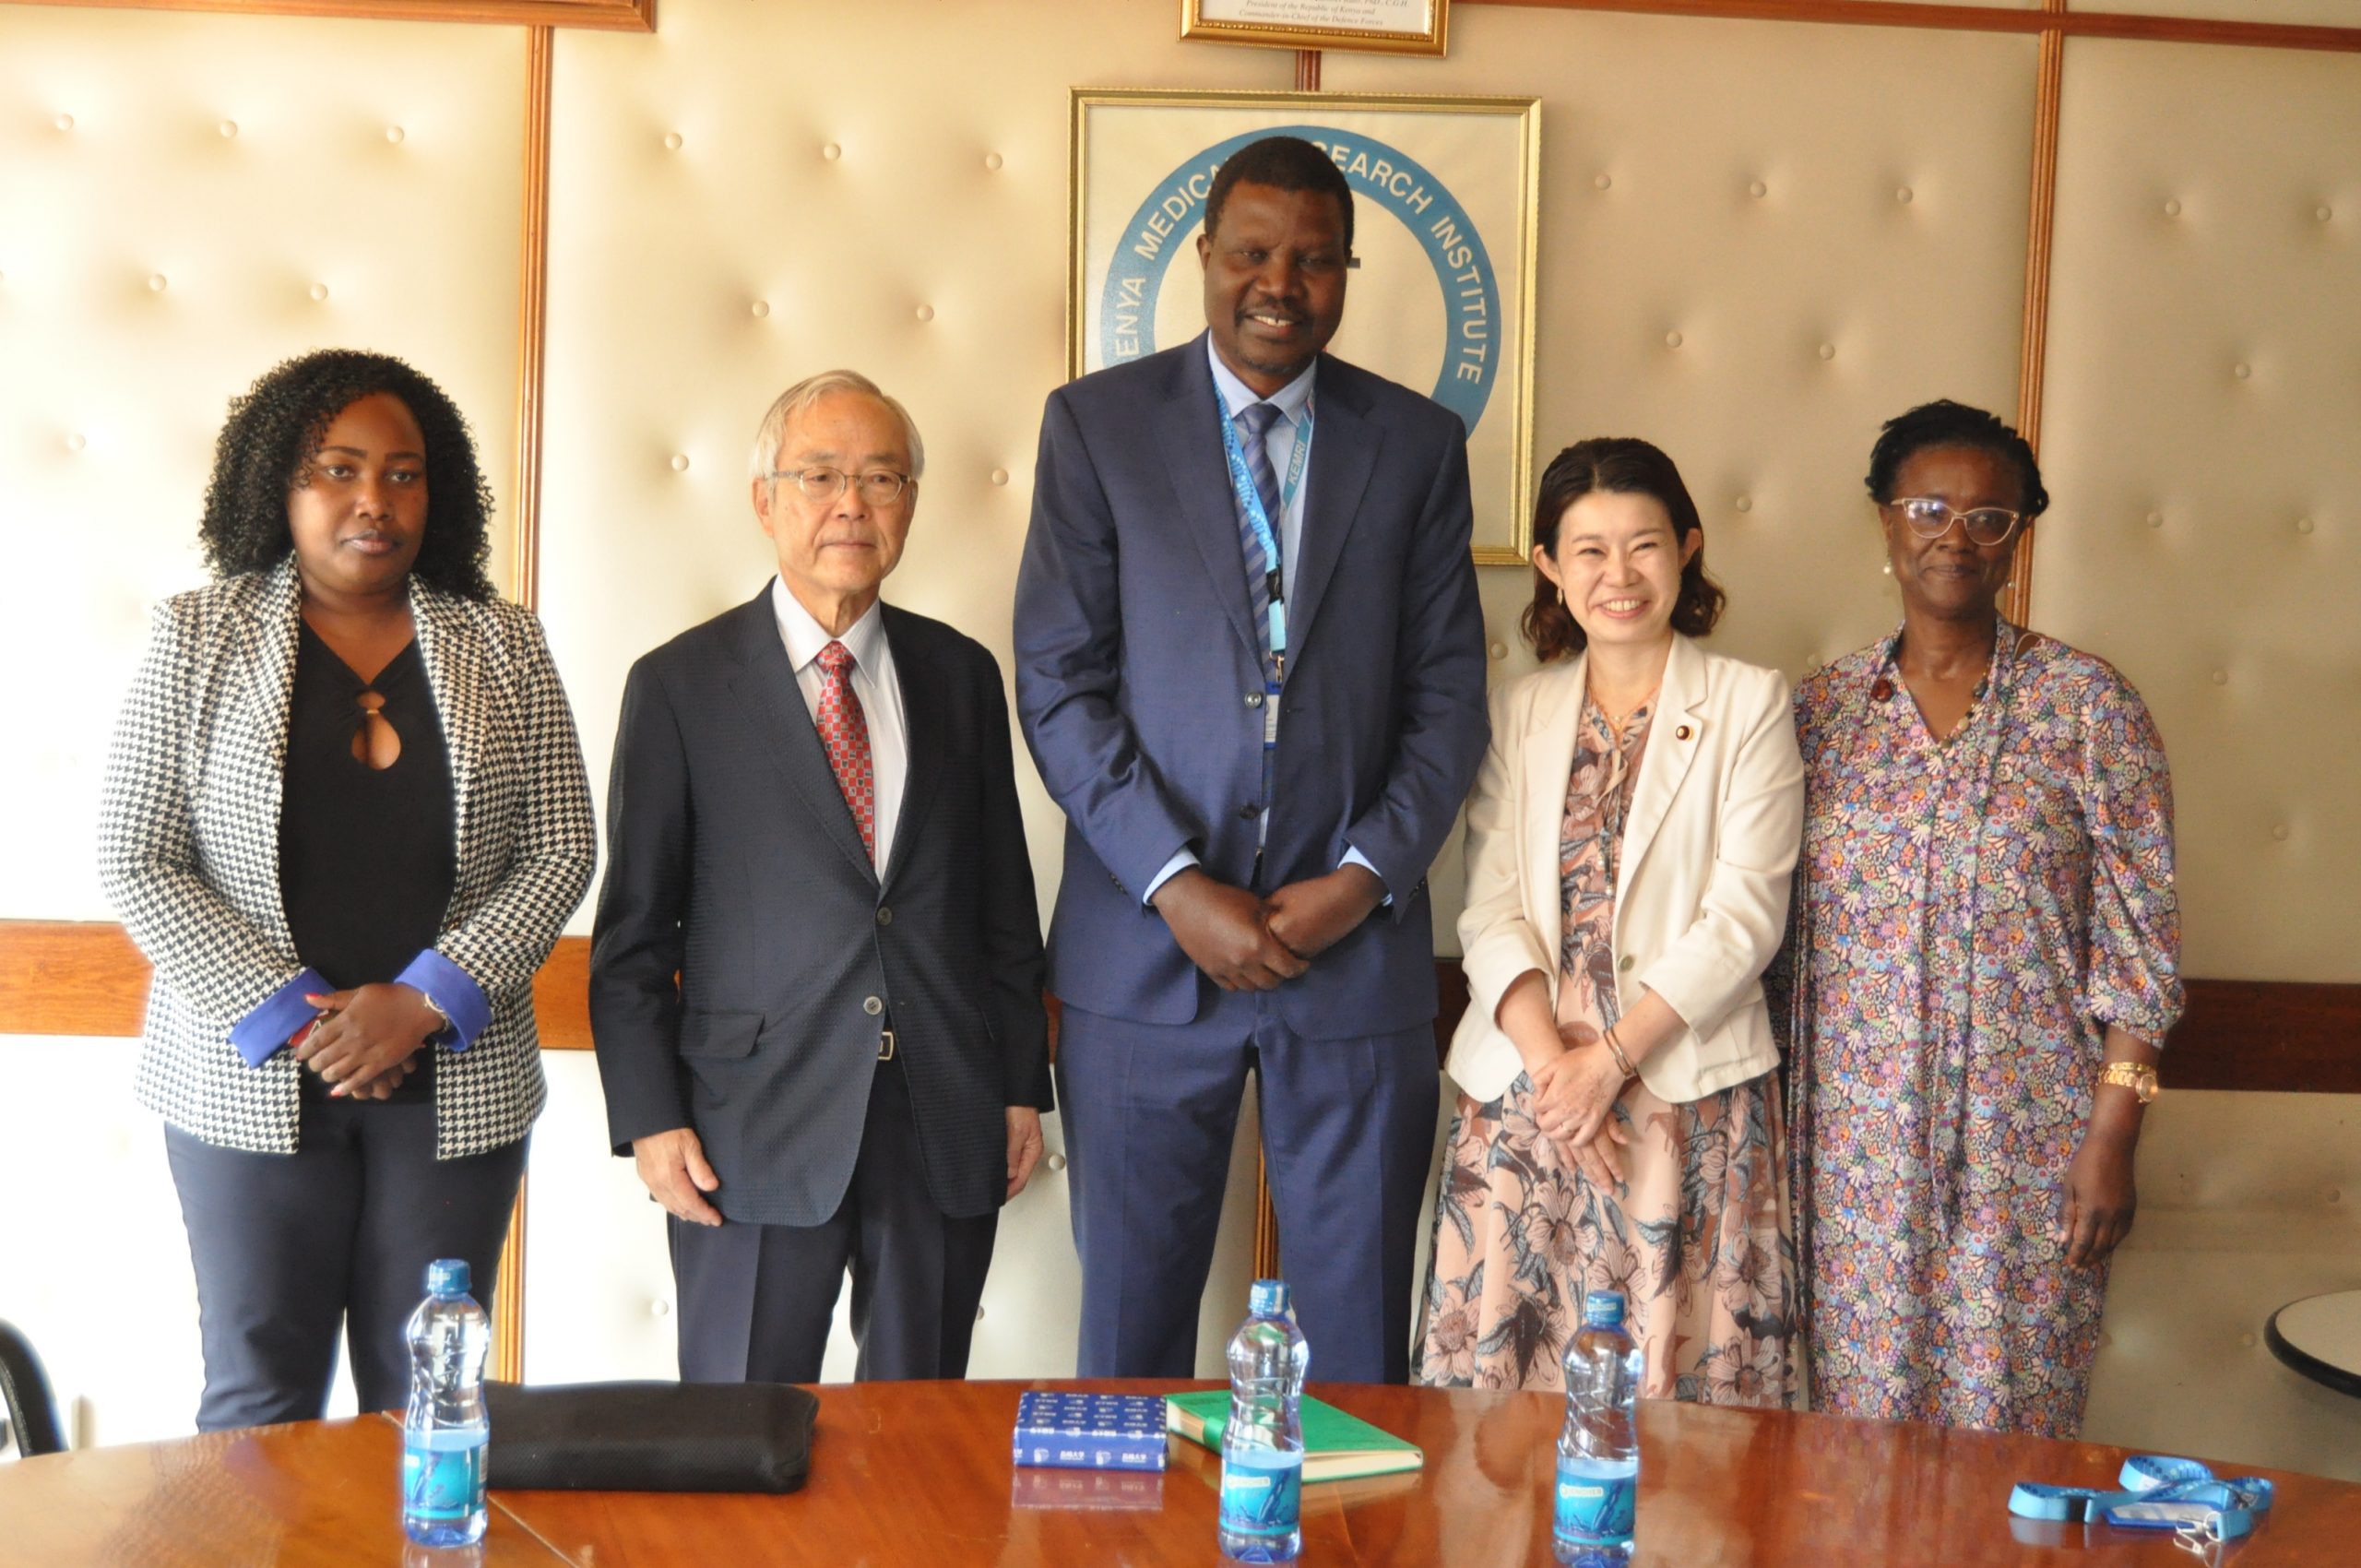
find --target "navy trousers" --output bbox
[668,1054,998,1384]
[164,1098,526,1431]
[1058,992,1438,1383]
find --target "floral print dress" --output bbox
[1785,621,2183,1437]
[1418,697,1802,1402]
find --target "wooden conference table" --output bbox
[5,1380,2358,1567]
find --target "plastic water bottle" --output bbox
[402,1258,491,1547]
[1554,1289,1643,1566]
[1217,1278,1309,1563]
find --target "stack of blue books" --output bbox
[1011,1391,1169,1472]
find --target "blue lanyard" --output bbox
[1216,394,1313,667]
[2008,1455,2274,1544]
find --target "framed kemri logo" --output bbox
[1069,89,1541,564]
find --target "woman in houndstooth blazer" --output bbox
[97,350,595,1431]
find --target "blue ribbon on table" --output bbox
[2008,1455,2275,1541]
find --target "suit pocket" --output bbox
[677,1008,762,1060]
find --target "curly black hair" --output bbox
[198,349,498,599]
[1863,398,2050,519]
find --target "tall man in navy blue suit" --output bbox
[1014,137,1488,1383]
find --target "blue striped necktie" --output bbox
[1234,400,1286,678]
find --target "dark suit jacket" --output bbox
[589,589,1050,1226]
[1013,334,1489,1037]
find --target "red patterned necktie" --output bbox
[814,640,874,861]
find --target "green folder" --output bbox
[1164,1390,1424,1483]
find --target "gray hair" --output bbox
[747,369,926,484]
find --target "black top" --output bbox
[279,622,456,1102]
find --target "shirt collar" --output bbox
[770,577,886,675]
[1205,334,1316,427]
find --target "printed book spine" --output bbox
[1011,1427,1169,1472]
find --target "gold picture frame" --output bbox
[1068,88,1540,564]
[1180,0,1448,58]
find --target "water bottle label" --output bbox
[403,1433,487,1523]
[1218,1449,1302,1539]
[1554,1456,1636,1548]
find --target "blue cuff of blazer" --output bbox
[229,968,329,1068]
[396,949,491,1051]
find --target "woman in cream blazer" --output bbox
[1417,438,1805,1405]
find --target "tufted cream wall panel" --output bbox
[2035,37,2361,983]
[0,1037,203,1445]
[1325,7,2035,697]
[1327,6,2036,945]
[2088,1092,2361,1481]
[0,1036,362,1444]
[0,5,526,921]
[533,0,1288,938]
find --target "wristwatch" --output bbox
[2099,1061,2159,1103]
[416,990,455,1043]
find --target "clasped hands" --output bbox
[1530,1027,1634,1193]
[288,981,445,1099]
[1152,863,1385,992]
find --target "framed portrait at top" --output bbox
[1069,89,1540,564]
[1180,0,1450,56]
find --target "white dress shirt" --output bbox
[1207,334,1315,606]
[1140,340,1382,904]
[771,577,908,873]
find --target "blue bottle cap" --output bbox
[1582,1289,1626,1327]
[1249,1279,1290,1315]
[426,1258,471,1298]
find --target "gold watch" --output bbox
[2099,1061,2159,1103]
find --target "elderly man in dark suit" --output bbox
[592,369,1050,1383]
[1014,137,1489,1383]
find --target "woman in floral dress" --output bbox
[1419,438,1804,1401]
[1786,400,2182,1437]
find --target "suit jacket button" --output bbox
[1239,802,1260,819]
[1243,691,1264,708]
[863,995,884,1016]
[1675,724,1693,741]
[1617,956,1633,973]
[875,905,894,927]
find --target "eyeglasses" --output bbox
[1885,496,2024,546]
[768,467,913,505]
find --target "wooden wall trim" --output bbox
[6,923,2354,1094]
[1464,0,2361,53]
[509,25,556,612]
[10,0,654,30]
[0,921,148,1039]
[27,0,2361,51]
[2165,980,2361,1095]
[2004,7,2064,631]
[491,28,558,1381]
[492,1182,528,1381]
